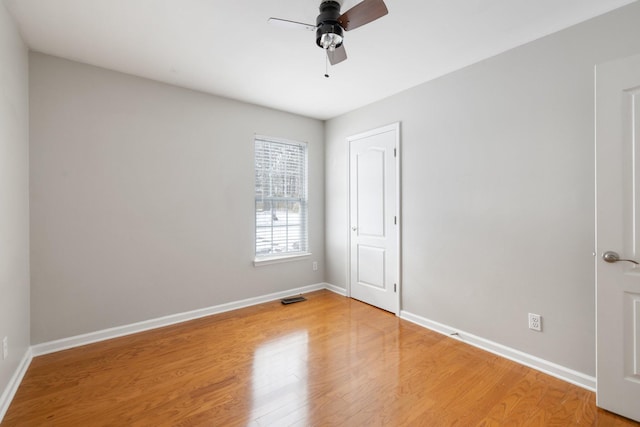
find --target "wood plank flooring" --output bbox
[2,290,638,426]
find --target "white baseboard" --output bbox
[32,282,332,357]
[400,310,596,392]
[0,348,33,423]
[325,283,347,296]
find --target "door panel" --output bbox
[357,245,385,288]
[356,148,385,237]
[349,123,400,314]
[626,292,640,378]
[595,53,640,422]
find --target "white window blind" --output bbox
[254,136,308,258]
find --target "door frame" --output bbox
[346,122,402,315]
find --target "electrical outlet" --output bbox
[2,336,7,360]
[312,261,318,271]
[528,313,542,332]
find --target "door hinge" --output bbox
[394,216,397,225]
[394,283,397,292]
[394,148,397,157]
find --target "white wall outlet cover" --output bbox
[528,313,542,332]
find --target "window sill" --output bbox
[253,253,312,267]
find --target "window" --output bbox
[254,136,308,261]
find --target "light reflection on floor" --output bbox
[250,331,310,425]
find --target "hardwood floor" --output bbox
[2,290,638,426]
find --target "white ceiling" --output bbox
[4,0,637,120]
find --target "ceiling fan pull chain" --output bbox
[325,53,330,78]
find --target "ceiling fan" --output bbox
[268,0,389,67]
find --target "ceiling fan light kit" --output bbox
[268,0,388,68]
[316,1,344,51]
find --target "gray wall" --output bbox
[0,1,30,397]
[29,53,325,344]
[325,2,640,376]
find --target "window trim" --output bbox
[253,135,309,264]
[253,252,312,267]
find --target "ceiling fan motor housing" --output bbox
[316,1,344,49]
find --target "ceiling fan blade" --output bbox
[327,44,347,65]
[338,0,388,31]
[268,18,316,32]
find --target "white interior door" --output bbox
[596,53,640,422]
[349,123,400,314]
